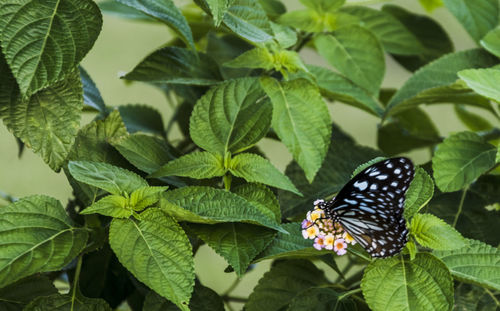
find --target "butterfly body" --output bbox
[317,157,415,258]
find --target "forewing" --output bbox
[328,157,415,258]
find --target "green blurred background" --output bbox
[0,0,490,308]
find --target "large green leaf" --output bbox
[116,0,195,50]
[0,195,88,288]
[245,260,328,311]
[24,292,112,311]
[340,6,424,55]
[411,213,467,250]
[229,153,300,195]
[0,275,57,311]
[260,77,331,183]
[279,127,381,218]
[190,77,272,155]
[432,131,496,192]
[434,239,500,291]
[123,47,221,85]
[188,222,275,276]
[68,161,148,195]
[385,49,498,117]
[0,70,83,171]
[233,183,281,223]
[65,110,129,205]
[288,287,357,311]
[118,104,165,136]
[361,253,454,311]
[222,0,273,43]
[314,26,385,96]
[150,151,225,179]
[382,4,453,72]
[305,65,383,116]
[442,0,499,43]
[109,209,194,311]
[404,167,434,219]
[454,105,494,132]
[111,133,175,174]
[0,0,101,96]
[458,68,500,103]
[160,186,285,232]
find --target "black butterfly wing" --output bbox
[325,157,415,258]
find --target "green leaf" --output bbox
[0,195,88,288]
[245,259,327,311]
[442,0,499,43]
[454,105,494,132]
[0,0,102,96]
[480,26,500,58]
[429,190,500,247]
[109,209,194,311]
[279,127,381,218]
[190,77,272,155]
[130,186,168,211]
[80,67,106,113]
[340,6,425,55]
[123,47,221,85]
[270,22,297,49]
[118,104,165,136]
[160,186,285,232]
[80,194,132,218]
[306,65,383,116]
[99,0,154,21]
[224,47,274,70]
[205,0,231,26]
[404,167,434,219]
[419,0,443,12]
[411,213,467,250]
[24,292,112,311]
[255,222,325,262]
[361,253,453,311]
[116,0,195,50]
[432,131,496,192]
[278,10,324,33]
[143,281,224,311]
[288,287,356,311]
[229,153,300,195]
[378,108,441,155]
[65,110,129,205]
[260,77,331,183]
[385,49,498,117]
[68,161,148,195]
[233,183,281,223]
[0,275,57,311]
[458,68,500,103]
[382,4,453,72]
[434,239,500,291]
[315,27,385,96]
[188,222,275,276]
[0,70,83,171]
[222,0,273,43]
[301,0,345,13]
[111,133,175,174]
[150,151,225,179]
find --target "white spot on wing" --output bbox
[354,180,368,191]
[376,175,388,180]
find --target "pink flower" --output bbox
[334,238,347,256]
[313,235,326,250]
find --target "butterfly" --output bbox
[316,157,415,258]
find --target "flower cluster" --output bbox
[301,199,356,256]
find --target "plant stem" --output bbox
[485,288,500,306]
[223,174,232,190]
[222,277,240,297]
[338,288,362,300]
[453,186,468,228]
[71,256,83,310]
